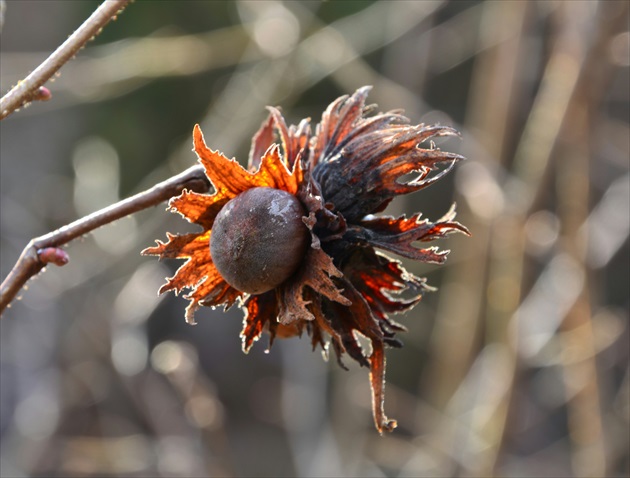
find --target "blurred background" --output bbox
[1,1,628,476]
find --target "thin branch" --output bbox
[0,165,209,316]
[0,0,131,120]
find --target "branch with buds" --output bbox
[0,165,209,315]
[0,0,131,120]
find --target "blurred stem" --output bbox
[0,165,209,316]
[555,3,628,476]
[480,4,593,476]
[487,3,626,476]
[556,97,602,478]
[0,0,131,120]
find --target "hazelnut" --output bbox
[210,187,309,294]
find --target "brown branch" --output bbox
[0,0,131,120]
[0,165,209,316]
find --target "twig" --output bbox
[0,0,131,120]
[0,165,209,316]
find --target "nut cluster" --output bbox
[143,87,469,433]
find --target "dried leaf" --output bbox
[242,292,278,352]
[347,206,470,263]
[278,247,351,324]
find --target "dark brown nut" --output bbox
[210,187,309,294]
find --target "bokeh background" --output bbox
[1,1,628,477]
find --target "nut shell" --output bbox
[210,187,309,295]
